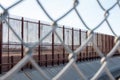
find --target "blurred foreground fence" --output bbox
[0,16,119,73]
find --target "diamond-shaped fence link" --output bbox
[0,0,120,80]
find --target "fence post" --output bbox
[112,36,114,48]
[105,35,107,55]
[0,22,3,74]
[109,36,111,51]
[106,35,108,53]
[110,36,113,53]
[7,18,10,70]
[79,29,81,46]
[38,20,41,65]
[101,34,104,53]
[103,34,105,54]
[57,54,59,65]
[11,56,14,68]
[21,17,24,58]
[52,31,54,66]
[108,35,110,53]
[96,33,99,59]
[86,31,88,61]
[89,46,94,60]
[110,36,113,51]
[45,54,47,67]
[72,28,74,51]
[97,33,98,47]
[79,29,81,62]
[63,26,65,64]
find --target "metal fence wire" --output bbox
[0,0,120,80]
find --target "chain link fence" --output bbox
[0,0,120,80]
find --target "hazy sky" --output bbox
[0,0,120,36]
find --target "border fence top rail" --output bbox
[8,16,89,32]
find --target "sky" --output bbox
[0,0,120,36]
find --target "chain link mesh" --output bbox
[0,0,120,80]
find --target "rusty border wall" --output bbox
[0,16,119,73]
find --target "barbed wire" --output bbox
[0,0,120,80]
